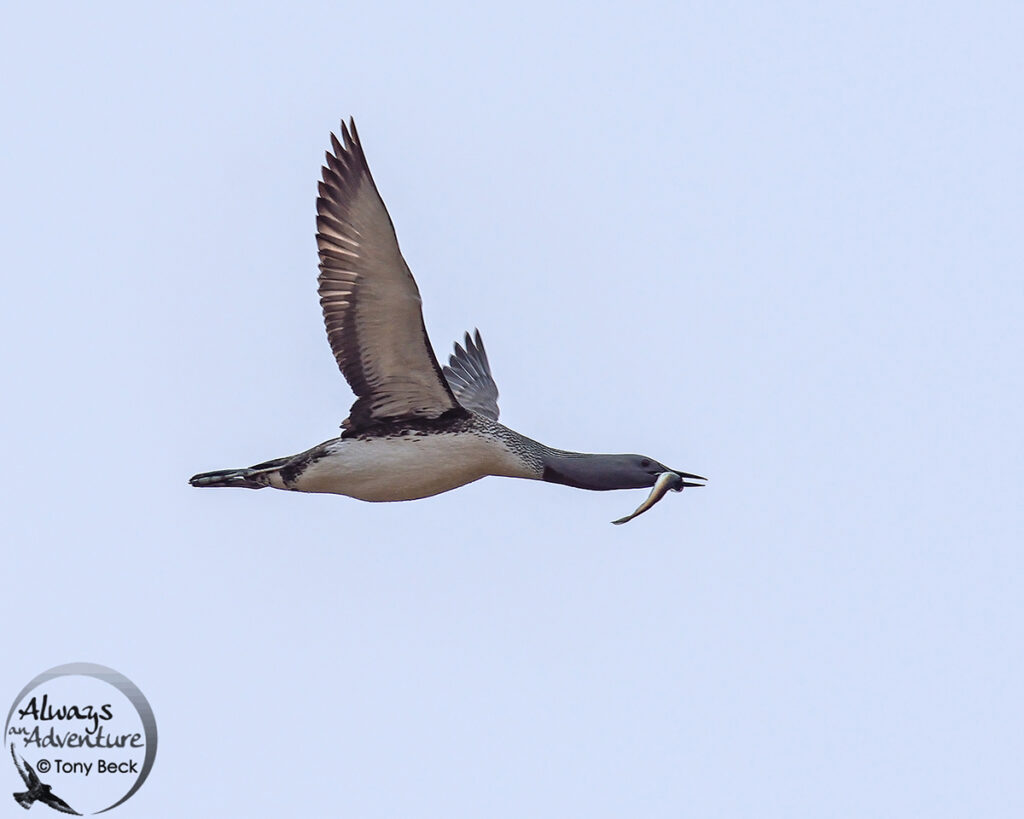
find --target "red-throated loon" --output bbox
[190,119,705,523]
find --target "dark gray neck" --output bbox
[481,421,659,490]
[539,450,652,492]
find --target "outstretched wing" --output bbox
[317,119,465,431]
[10,744,35,788]
[40,791,80,815]
[443,329,500,421]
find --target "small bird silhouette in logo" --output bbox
[10,745,80,815]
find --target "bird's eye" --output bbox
[640,459,651,468]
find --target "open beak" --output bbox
[672,470,706,491]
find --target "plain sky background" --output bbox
[2,2,1022,817]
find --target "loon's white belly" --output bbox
[274,432,535,502]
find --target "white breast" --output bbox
[278,432,536,502]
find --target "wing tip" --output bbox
[323,116,373,191]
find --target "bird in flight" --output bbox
[190,119,704,523]
[10,745,79,815]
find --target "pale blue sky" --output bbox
[2,2,1022,817]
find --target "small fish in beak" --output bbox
[612,471,685,525]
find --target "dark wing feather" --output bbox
[22,759,40,789]
[443,329,500,421]
[41,791,80,815]
[317,119,465,430]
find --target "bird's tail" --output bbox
[13,790,33,809]
[189,457,290,490]
[189,469,266,489]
